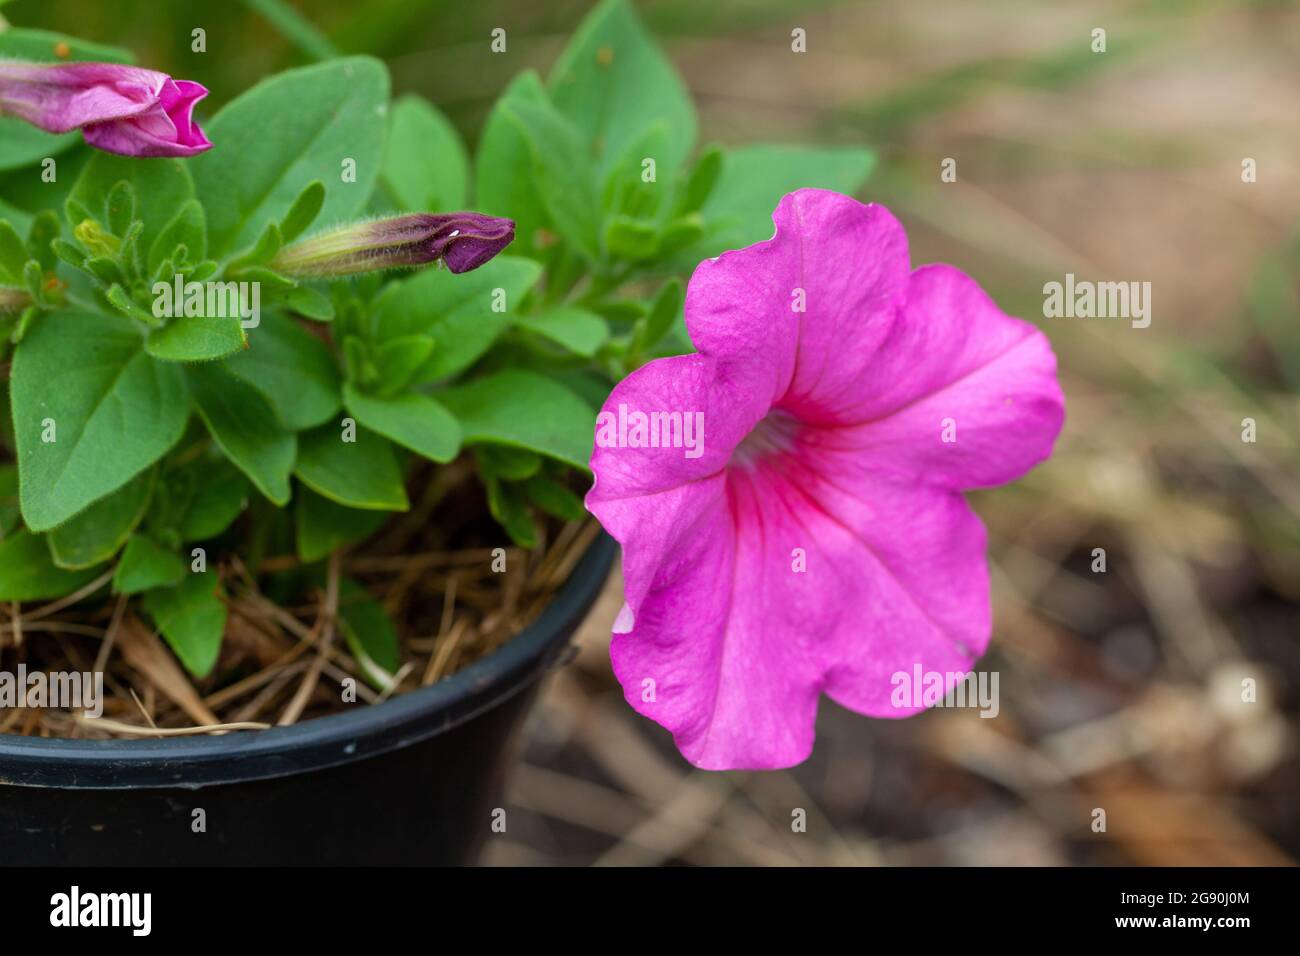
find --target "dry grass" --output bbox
[0,463,599,738]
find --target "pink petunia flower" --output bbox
[586,189,1065,770]
[0,62,211,158]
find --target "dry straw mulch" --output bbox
[0,459,599,739]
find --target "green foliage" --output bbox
[380,95,468,212]
[336,578,401,687]
[11,311,188,531]
[113,534,186,595]
[141,570,227,678]
[0,0,875,677]
[191,57,389,257]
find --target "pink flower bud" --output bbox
[0,61,211,158]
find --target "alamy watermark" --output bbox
[1043,273,1150,329]
[152,273,261,328]
[595,403,705,459]
[50,886,151,936]
[890,666,999,718]
[0,665,103,718]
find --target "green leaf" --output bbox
[548,0,696,182]
[105,284,160,325]
[674,145,723,216]
[476,445,541,481]
[229,221,282,271]
[0,30,132,171]
[242,0,340,61]
[634,277,683,354]
[142,571,226,678]
[284,284,334,321]
[372,255,541,381]
[475,71,552,259]
[278,181,327,244]
[522,474,587,522]
[654,214,705,259]
[0,529,103,601]
[113,534,185,595]
[27,211,60,272]
[105,180,137,237]
[82,254,124,286]
[178,457,250,540]
[337,578,400,686]
[50,237,87,272]
[47,469,153,570]
[0,28,131,63]
[381,95,468,211]
[342,335,371,385]
[515,305,609,357]
[21,259,43,300]
[0,145,90,234]
[294,424,408,510]
[187,363,296,505]
[439,370,595,471]
[11,311,188,531]
[343,383,460,464]
[228,266,295,294]
[192,57,390,258]
[0,220,29,282]
[68,153,195,258]
[0,197,32,238]
[603,214,659,261]
[224,311,342,429]
[501,97,601,261]
[147,316,248,362]
[295,487,389,563]
[485,477,537,548]
[147,200,207,276]
[685,145,876,261]
[0,464,20,536]
[370,334,434,395]
[602,120,670,220]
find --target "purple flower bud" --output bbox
[0,61,211,158]
[270,213,515,278]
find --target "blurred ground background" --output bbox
[6,0,1297,865]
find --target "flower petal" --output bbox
[769,449,993,717]
[806,264,1065,489]
[608,472,823,770]
[607,447,991,769]
[158,78,210,149]
[683,188,911,424]
[586,351,763,607]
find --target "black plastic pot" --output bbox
[0,534,616,866]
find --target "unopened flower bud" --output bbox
[0,60,210,158]
[269,213,515,278]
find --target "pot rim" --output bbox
[0,533,617,790]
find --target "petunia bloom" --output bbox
[270,213,515,278]
[0,61,211,158]
[586,189,1065,770]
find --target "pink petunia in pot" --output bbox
[586,188,1065,771]
[0,61,211,158]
